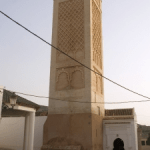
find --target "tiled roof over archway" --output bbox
[105,108,133,116]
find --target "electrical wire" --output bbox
[1,88,150,104]
[0,10,150,100]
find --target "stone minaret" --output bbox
[42,0,104,149]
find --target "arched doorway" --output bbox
[113,138,125,150]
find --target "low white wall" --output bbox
[0,116,47,150]
[0,86,4,121]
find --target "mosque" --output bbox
[41,0,138,150]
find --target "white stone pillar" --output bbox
[23,113,30,150]
[28,111,35,150]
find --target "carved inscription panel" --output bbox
[57,0,85,63]
[56,66,84,91]
[92,0,102,69]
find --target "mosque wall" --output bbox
[103,119,138,150]
[0,116,47,150]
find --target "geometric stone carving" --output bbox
[56,72,70,91]
[71,70,84,89]
[92,0,102,69]
[94,0,100,8]
[92,68,103,95]
[57,0,84,63]
[56,66,84,91]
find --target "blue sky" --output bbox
[0,0,150,125]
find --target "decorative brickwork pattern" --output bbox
[92,0,102,69]
[57,0,85,63]
[94,0,100,8]
[56,66,84,91]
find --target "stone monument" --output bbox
[42,0,104,149]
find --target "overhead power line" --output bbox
[1,88,150,104]
[0,10,150,100]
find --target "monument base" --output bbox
[41,113,103,150]
[41,145,81,150]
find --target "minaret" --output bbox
[42,0,104,149]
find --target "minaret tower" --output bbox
[42,0,104,149]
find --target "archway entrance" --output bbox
[113,138,125,150]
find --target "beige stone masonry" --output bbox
[42,0,104,150]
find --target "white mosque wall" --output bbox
[103,119,138,150]
[0,116,47,150]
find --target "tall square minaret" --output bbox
[42,0,104,149]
